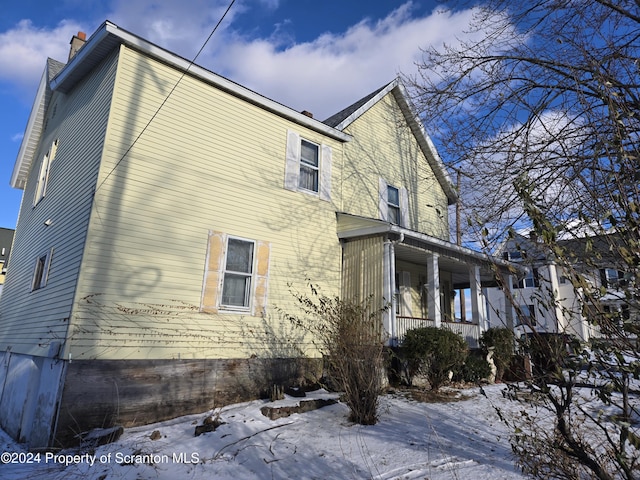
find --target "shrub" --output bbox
[480,327,514,382]
[460,352,492,383]
[401,326,468,391]
[283,284,388,425]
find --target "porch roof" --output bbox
[336,213,524,288]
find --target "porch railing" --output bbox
[396,316,480,349]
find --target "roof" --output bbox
[11,58,65,189]
[323,79,458,205]
[11,21,351,190]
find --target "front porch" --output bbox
[338,213,519,349]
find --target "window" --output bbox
[515,268,539,289]
[31,248,53,291]
[387,186,400,224]
[299,140,319,192]
[201,231,271,315]
[33,139,59,206]
[503,250,526,261]
[516,304,536,326]
[284,130,332,201]
[221,238,254,308]
[379,178,408,226]
[600,268,625,288]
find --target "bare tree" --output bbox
[406,1,639,478]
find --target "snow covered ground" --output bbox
[1,384,530,480]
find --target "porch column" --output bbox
[469,265,487,331]
[504,273,516,330]
[426,253,441,326]
[547,263,565,333]
[383,239,397,344]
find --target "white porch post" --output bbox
[383,239,397,344]
[426,253,441,327]
[504,273,516,330]
[547,263,565,333]
[470,265,487,331]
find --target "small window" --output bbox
[33,139,59,206]
[516,304,536,326]
[298,140,319,192]
[221,238,254,308]
[515,268,539,289]
[31,249,53,291]
[284,130,332,201]
[387,186,400,224]
[600,268,624,288]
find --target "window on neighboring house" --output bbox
[516,304,536,326]
[33,139,59,206]
[284,130,332,201]
[31,248,53,291]
[221,238,254,308]
[600,268,625,288]
[379,178,408,226]
[515,268,539,289]
[201,232,271,315]
[503,250,526,261]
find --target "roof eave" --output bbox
[10,67,49,189]
[51,21,351,143]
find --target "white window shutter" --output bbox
[379,177,388,221]
[284,130,300,191]
[319,144,332,201]
[399,187,409,227]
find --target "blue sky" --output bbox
[0,0,478,228]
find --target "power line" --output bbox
[95,0,236,194]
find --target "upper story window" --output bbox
[284,130,332,201]
[379,178,408,227]
[33,139,59,206]
[600,268,625,288]
[221,238,255,308]
[515,268,539,289]
[503,250,527,261]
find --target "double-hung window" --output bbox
[298,140,319,192]
[379,178,408,226]
[284,130,332,201]
[221,238,254,308]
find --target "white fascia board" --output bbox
[11,66,48,189]
[51,21,351,143]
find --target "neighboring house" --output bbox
[0,228,15,297]
[0,22,515,448]
[485,232,638,341]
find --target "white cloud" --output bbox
[0,19,84,95]
[0,2,477,119]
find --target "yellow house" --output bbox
[0,22,515,448]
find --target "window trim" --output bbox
[33,139,59,207]
[379,178,408,227]
[298,139,320,193]
[31,248,53,291]
[284,130,332,201]
[220,236,256,310]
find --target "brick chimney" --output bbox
[68,31,87,61]
[301,110,313,118]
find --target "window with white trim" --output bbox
[33,139,59,206]
[31,248,53,291]
[221,238,255,308]
[284,130,332,201]
[379,178,408,227]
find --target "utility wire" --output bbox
[95,0,236,193]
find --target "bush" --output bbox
[480,327,514,382]
[401,326,468,391]
[284,285,388,425]
[460,352,492,383]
